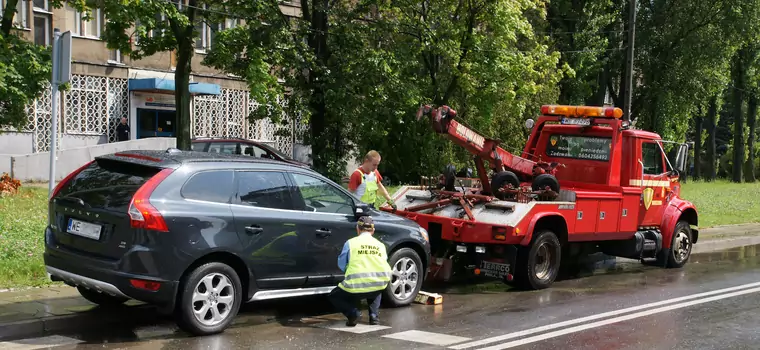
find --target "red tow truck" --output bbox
[380,104,698,290]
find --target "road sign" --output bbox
[48,29,72,196]
[57,30,71,84]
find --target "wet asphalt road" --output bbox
[26,244,760,350]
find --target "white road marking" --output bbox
[478,286,760,350]
[325,323,392,334]
[383,330,472,346]
[0,335,82,350]
[450,281,760,349]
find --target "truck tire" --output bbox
[511,230,562,290]
[531,174,560,193]
[382,248,424,307]
[175,262,242,336]
[491,171,520,199]
[658,220,693,268]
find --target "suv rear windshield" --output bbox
[56,159,161,211]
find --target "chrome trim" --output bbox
[248,286,336,302]
[46,266,129,299]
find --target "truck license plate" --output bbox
[67,218,102,240]
[480,260,510,279]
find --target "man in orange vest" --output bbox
[348,150,396,209]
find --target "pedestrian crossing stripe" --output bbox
[325,323,392,334]
[320,319,472,346]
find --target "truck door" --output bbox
[637,140,669,226]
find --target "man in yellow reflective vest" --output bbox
[348,150,396,209]
[329,216,392,326]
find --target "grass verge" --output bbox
[680,180,760,228]
[0,187,51,289]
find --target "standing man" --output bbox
[329,216,392,326]
[116,117,130,142]
[348,150,396,209]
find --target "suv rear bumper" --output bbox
[44,252,179,309]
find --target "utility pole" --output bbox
[622,0,636,122]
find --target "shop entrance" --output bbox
[136,108,176,139]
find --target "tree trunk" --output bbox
[305,0,332,175]
[171,3,196,151]
[706,96,718,181]
[693,109,703,180]
[731,47,747,183]
[745,93,758,182]
[1,0,18,37]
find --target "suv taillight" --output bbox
[49,160,95,202]
[128,168,174,232]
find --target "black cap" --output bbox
[357,216,374,230]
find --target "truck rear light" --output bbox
[475,246,486,254]
[128,168,174,232]
[49,160,94,202]
[493,226,508,240]
[130,279,161,291]
[456,245,467,253]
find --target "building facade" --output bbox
[0,0,308,162]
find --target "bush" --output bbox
[0,173,21,196]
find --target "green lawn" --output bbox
[680,180,760,228]
[0,181,756,288]
[0,187,51,289]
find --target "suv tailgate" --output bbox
[50,157,164,260]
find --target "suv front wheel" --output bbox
[175,262,242,336]
[382,248,424,307]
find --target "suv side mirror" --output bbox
[354,202,370,217]
[674,143,689,173]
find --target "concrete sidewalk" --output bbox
[1,223,760,341]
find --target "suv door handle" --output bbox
[316,229,331,237]
[245,225,264,235]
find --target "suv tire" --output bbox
[382,248,424,307]
[175,262,242,336]
[77,286,128,307]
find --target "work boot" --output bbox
[346,311,360,327]
[369,316,380,325]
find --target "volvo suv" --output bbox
[44,149,430,336]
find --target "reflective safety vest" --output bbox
[339,234,392,293]
[353,168,379,205]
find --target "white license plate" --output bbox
[66,218,102,240]
[480,260,511,278]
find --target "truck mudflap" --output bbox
[426,243,519,283]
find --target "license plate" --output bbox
[480,260,510,279]
[67,218,102,240]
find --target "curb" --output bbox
[0,305,159,341]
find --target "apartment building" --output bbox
[0,0,307,160]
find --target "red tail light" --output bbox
[49,160,95,202]
[130,279,161,291]
[128,168,174,232]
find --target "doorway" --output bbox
[137,109,176,139]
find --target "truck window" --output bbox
[545,135,611,161]
[642,142,664,175]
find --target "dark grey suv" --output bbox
[44,149,430,336]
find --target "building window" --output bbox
[1,0,29,28]
[65,5,103,38]
[108,49,121,63]
[32,0,51,46]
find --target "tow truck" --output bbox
[380,104,698,290]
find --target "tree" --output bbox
[98,0,225,150]
[0,0,61,129]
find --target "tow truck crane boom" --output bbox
[416,105,561,196]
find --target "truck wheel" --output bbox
[531,174,560,193]
[77,286,129,307]
[175,262,242,336]
[659,221,693,268]
[491,171,520,200]
[382,248,424,307]
[512,230,562,290]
